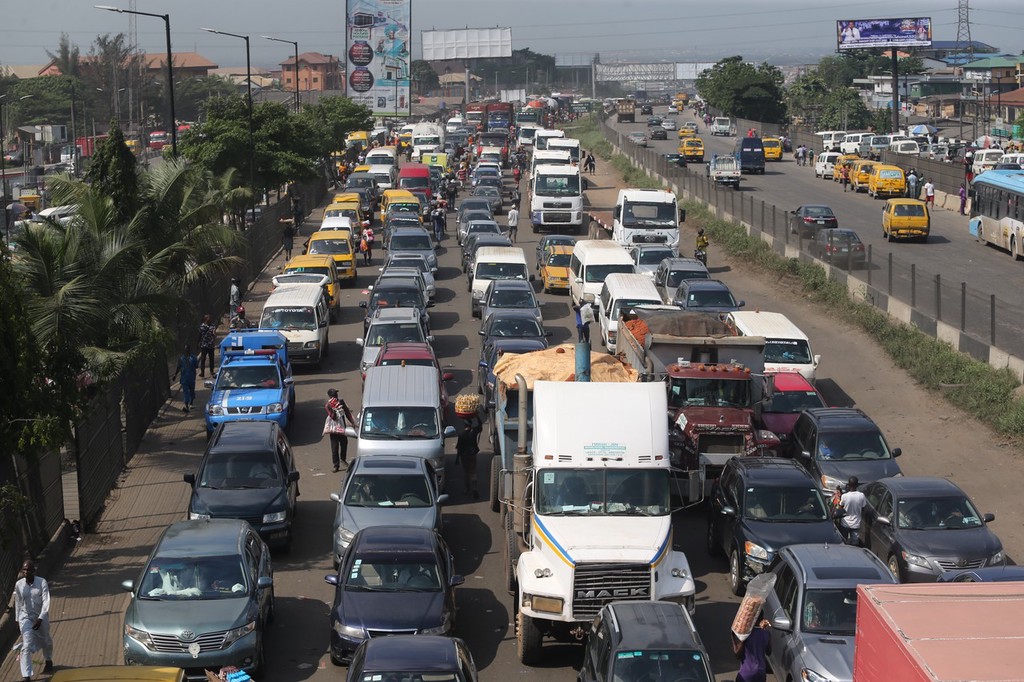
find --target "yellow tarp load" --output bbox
[493,344,638,389]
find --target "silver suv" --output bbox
[763,544,897,682]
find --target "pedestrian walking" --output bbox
[573,301,594,343]
[229,277,241,320]
[840,165,850,191]
[807,148,815,167]
[432,205,445,242]
[362,227,375,264]
[323,388,356,472]
[507,206,519,243]
[511,187,521,207]
[292,197,304,225]
[197,314,217,378]
[731,618,771,682]
[959,182,968,215]
[455,413,483,498]
[13,560,54,681]
[924,178,935,205]
[906,170,919,199]
[172,345,199,413]
[586,152,596,174]
[281,218,296,260]
[837,476,867,547]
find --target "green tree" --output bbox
[85,123,138,222]
[46,33,81,79]
[785,73,829,123]
[174,75,239,123]
[411,60,438,94]
[696,56,787,122]
[818,88,873,130]
[304,96,374,155]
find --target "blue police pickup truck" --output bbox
[204,330,296,436]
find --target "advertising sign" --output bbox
[420,28,512,61]
[346,0,411,117]
[837,17,932,51]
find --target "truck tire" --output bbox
[517,608,543,665]
[503,508,520,594]
[489,455,501,513]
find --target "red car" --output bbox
[753,372,827,454]
[370,342,454,410]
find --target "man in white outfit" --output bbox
[13,560,53,680]
[506,206,519,243]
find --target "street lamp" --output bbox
[202,27,256,225]
[95,5,178,157]
[1,94,34,246]
[262,35,299,113]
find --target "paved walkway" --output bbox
[0,204,325,679]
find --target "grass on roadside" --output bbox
[683,200,1024,439]
[568,117,664,190]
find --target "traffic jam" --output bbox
[101,97,1014,682]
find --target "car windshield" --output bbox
[345,474,432,508]
[477,262,528,280]
[366,323,424,346]
[668,377,751,409]
[536,468,670,516]
[896,495,984,530]
[534,174,581,197]
[486,317,544,338]
[309,239,351,256]
[261,306,317,331]
[585,264,634,283]
[743,486,829,521]
[685,289,737,308]
[802,588,858,635]
[764,390,824,414]
[361,407,439,440]
[199,450,283,489]
[816,431,891,460]
[490,289,536,309]
[139,555,247,600]
[547,253,571,267]
[344,558,442,592]
[370,289,423,309]
[346,177,373,189]
[611,650,711,682]
[215,365,280,390]
[764,339,813,364]
[667,268,709,287]
[389,235,432,251]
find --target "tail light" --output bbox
[803,217,814,223]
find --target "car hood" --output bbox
[337,589,445,631]
[192,486,286,518]
[743,519,843,552]
[543,266,570,279]
[128,596,252,636]
[760,412,800,436]
[795,633,855,682]
[340,504,438,535]
[900,527,1002,558]
[817,459,901,486]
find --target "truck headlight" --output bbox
[124,623,155,648]
[223,621,256,646]
[207,404,223,416]
[745,541,770,562]
[267,402,284,414]
[304,340,320,349]
[263,510,287,524]
[671,567,689,579]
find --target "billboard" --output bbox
[346,0,411,117]
[420,28,512,61]
[837,17,932,51]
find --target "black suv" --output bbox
[578,601,713,682]
[707,457,842,595]
[185,421,301,550]
[790,408,902,494]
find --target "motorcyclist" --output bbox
[695,228,709,252]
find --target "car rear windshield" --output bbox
[309,239,351,256]
[667,268,709,287]
[611,650,711,682]
[366,323,424,346]
[346,474,432,508]
[547,253,571,267]
[389,235,432,251]
[879,170,903,179]
[477,262,528,280]
[803,207,834,218]
[894,204,926,217]
[370,289,423,309]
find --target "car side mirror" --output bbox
[427,335,436,343]
[204,380,214,389]
[721,505,736,517]
[771,614,793,632]
[983,512,996,523]
[431,267,438,273]
[613,206,621,219]
[478,330,485,336]
[427,301,435,308]
[575,277,583,283]
[257,576,274,589]
[330,492,341,503]
[324,574,339,586]
[451,574,465,587]
[288,471,300,483]
[344,426,358,438]
[284,377,294,385]
[737,300,746,308]
[437,494,449,506]
[359,301,368,308]
[813,354,821,367]
[355,338,364,346]
[443,426,457,438]
[799,449,811,459]
[183,473,196,485]
[876,515,891,526]
[892,447,902,457]
[478,360,488,369]
[122,579,135,593]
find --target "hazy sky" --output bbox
[3,0,1022,70]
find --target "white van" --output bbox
[814,151,842,179]
[816,130,846,152]
[470,246,530,318]
[569,240,636,306]
[889,140,921,156]
[368,164,397,190]
[726,310,820,382]
[596,273,662,353]
[999,152,1024,166]
[534,128,566,151]
[445,116,464,134]
[839,132,871,155]
[259,284,331,366]
[364,147,398,168]
[972,148,1004,174]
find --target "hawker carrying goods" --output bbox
[492,344,638,388]
[454,392,482,418]
[731,573,776,640]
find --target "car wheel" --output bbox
[517,607,543,665]
[706,519,723,557]
[887,554,903,582]
[978,225,987,245]
[330,647,345,667]
[729,547,746,596]
[886,229,893,243]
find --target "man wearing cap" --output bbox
[838,476,867,547]
[325,389,356,472]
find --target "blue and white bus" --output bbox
[969,169,1024,259]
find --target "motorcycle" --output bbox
[694,248,707,266]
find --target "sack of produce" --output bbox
[731,572,777,640]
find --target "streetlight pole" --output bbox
[203,28,256,225]
[1,94,34,247]
[95,5,178,156]
[262,35,299,114]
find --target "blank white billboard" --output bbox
[421,28,512,61]
[675,62,717,81]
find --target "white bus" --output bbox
[969,169,1024,259]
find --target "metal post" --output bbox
[760,200,765,234]
[935,274,941,321]
[867,244,872,285]
[846,233,853,272]
[163,14,177,156]
[0,98,7,245]
[990,294,996,344]
[891,49,900,134]
[771,205,776,236]
[960,282,967,331]
[911,263,916,307]
[887,252,893,295]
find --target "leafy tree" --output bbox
[304,96,374,155]
[85,123,138,222]
[173,75,239,123]
[696,56,787,123]
[818,88,873,131]
[411,60,438,94]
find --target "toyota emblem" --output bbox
[180,629,196,641]
[956,558,969,568]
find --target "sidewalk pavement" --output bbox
[0,204,327,679]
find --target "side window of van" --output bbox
[570,254,582,277]
[599,287,612,315]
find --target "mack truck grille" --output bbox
[572,563,651,620]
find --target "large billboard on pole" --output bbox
[346,0,411,117]
[836,17,932,51]
[420,28,512,61]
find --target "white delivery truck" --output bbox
[503,380,696,664]
[530,164,584,234]
[411,122,445,161]
[611,188,684,249]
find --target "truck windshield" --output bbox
[361,407,439,439]
[536,468,670,516]
[413,136,441,146]
[668,377,751,408]
[622,201,677,228]
[801,588,858,636]
[215,365,281,390]
[611,650,711,682]
[534,175,581,197]
[764,339,812,364]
